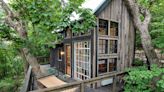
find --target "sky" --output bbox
[82,0,105,12]
[71,0,105,21]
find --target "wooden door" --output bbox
[66,45,71,75]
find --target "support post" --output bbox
[80,82,84,92]
[112,75,116,92]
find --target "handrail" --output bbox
[36,56,49,65]
[20,66,32,92]
[29,71,126,92]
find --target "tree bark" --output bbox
[20,49,29,75]
[0,0,42,77]
[124,0,160,67]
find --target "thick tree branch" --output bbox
[124,0,142,29]
[0,0,27,39]
[143,9,151,25]
[138,6,151,25]
[0,0,14,16]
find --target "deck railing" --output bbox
[29,71,126,92]
[36,56,49,65]
[20,66,34,92]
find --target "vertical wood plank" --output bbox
[80,82,84,92]
[116,0,122,72]
[120,1,125,71]
[112,75,116,92]
[128,20,135,67]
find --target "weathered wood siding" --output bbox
[97,0,135,71]
[50,47,65,73]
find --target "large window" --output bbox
[74,41,91,80]
[98,19,119,75]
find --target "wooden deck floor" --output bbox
[39,65,123,92]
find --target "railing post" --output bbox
[80,82,84,92]
[112,75,116,92]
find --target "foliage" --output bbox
[0,42,24,92]
[0,9,24,92]
[124,65,164,92]
[132,58,144,66]
[150,0,164,53]
[135,0,164,52]
[9,0,96,56]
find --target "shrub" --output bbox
[124,65,164,92]
[132,58,144,66]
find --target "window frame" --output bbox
[97,19,119,75]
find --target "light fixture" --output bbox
[60,51,64,55]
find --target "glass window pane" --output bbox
[99,19,108,35]
[109,58,117,72]
[110,21,118,37]
[98,59,107,74]
[109,40,117,54]
[99,39,108,54]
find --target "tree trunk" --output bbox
[139,27,159,65]
[124,0,159,67]
[0,0,42,77]
[20,49,29,75]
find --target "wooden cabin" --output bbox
[50,0,135,86]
